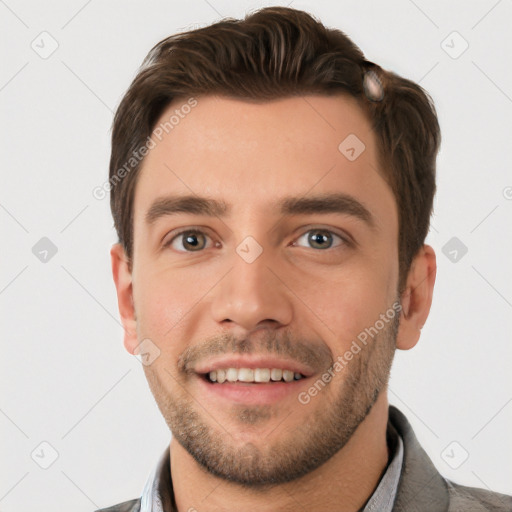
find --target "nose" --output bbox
[211,248,293,334]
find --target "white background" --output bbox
[1,1,511,510]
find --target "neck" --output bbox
[171,393,390,512]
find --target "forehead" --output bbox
[134,94,396,230]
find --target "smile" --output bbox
[207,368,306,383]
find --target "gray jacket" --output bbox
[95,405,512,511]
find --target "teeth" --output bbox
[254,368,270,383]
[226,368,238,382]
[207,368,304,383]
[270,368,282,381]
[238,368,254,382]
[283,370,294,382]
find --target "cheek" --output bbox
[294,262,395,347]
[133,270,192,342]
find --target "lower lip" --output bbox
[196,375,309,405]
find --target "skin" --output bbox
[111,94,436,512]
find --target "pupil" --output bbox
[310,231,331,249]
[185,233,202,249]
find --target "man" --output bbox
[99,6,511,512]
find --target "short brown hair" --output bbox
[109,6,441,293]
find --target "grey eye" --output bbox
[170,230,209,252]
[295,229,343,250]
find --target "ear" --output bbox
[110,243,138,354]
[396,244,437,350]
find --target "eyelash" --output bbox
[162,226,352,253]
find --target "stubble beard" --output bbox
[143,310,399,488]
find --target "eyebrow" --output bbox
[145,193,377,230]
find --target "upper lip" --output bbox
[194,355,315,378]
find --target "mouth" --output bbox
[200,367,307,384]
[193,357,315,405]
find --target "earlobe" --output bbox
[110,243,138,354]
[396,244,437,351]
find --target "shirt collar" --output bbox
[361,419,403,512]
[140,416,403,512]
[140,448,167,512]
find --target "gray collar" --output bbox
[388,406,449,511]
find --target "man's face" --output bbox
[127,94,400,485]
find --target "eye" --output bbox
[293,228,348,250]
[164,229,215,252]
[163,226,350,253]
